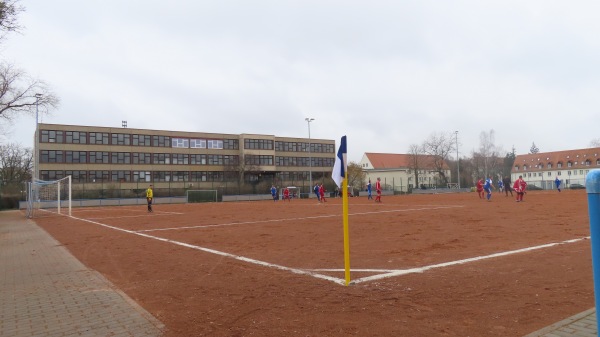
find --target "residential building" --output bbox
[35,123,335,197]
[359,153,452,192]
[512,147,600,189]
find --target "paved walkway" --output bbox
[0,210,598,336]
[525,308,597,337]
[0,210,164,337]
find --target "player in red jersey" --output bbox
[476,178,484,199]
[513,175,528,202]
[283,187,291,202]
[375,177,382,202]
[319,183,326,202]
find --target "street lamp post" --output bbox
[34,93,42,181]
[455,130,460,189]
[305,118,315,194]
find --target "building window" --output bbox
[190,171,207,181]
[558,171,561,176]
[172,138,189,148]
[172,154,189,165]
[172,171,189,182]
[65,151,87,163]
[547,163,552,169]
[567,162,572,167]
[244,139,273,150]
[190,139,206,149]
[132,134,152,146]
[133,153,151,164]
[152,171,171,182]
[133,171,151,182]
[111,152,131,164]
[207,171,224,181]
[153,135,171,147]
[40,150,64,163]
[40,170,65,180]
[89,132,109,145]
[523,165,528,171]
[65,131,87,144]
[65,170,87,182]
[89,170,109,182]
[89,152,109,164]
[111,133,131,146]
[207,139,223,149]
[586,160,591,166]
[191,154,207,165]
[245,155,274,166]
[40,130,64,143]
[557,162,562,168]
[153,153,170,164]
[223,139,239,150]
[111,171,131,182]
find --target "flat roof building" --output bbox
[35,123,336,197]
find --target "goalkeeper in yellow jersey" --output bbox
[146,184,153,212]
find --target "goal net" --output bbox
[26,176,72,218]
[186,190,218,203]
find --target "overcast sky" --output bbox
[2,1,599,162]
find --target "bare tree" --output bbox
[407,143,425,189]
[590,139,600,148]
[478,130,503,177]
[422,132,454,185]
[0,142,31,192]
[346,161,366,193]
[0,0,24,40]
[0,1,59,134]
[0,63,60,122]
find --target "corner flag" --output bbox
[332,136,351,285]
[332,136,347,189]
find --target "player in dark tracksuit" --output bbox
[502,176,513,197]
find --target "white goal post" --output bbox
[447,183,459,189]
[26,176,72,218]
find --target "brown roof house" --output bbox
[359,153,452,193]
[512,147,600,190]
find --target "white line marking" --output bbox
[345,237,590,284]
[87,211,184,220]
[137,205,464,232]
[68,214,346,286]
[61,212,588,287]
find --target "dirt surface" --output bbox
[35,189,594,336]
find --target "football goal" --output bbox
[186,190,218,203]
[26,176,72,218]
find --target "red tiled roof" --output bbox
[364,153,448,169]
[513,147,600,172]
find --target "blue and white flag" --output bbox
[332,136,347,189]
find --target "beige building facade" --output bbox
[512,147,600,189]
[359,153,452,192]
[35,123,335,196]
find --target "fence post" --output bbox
[586,168,600,333]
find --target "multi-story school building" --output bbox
[512,147,600,189]
[35,123,336,196]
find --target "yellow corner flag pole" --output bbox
[342,176,351,285]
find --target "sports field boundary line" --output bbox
[59,213,589,287]
[345,237,590,284]
[136,205,464,233]
[67,214,347,286]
